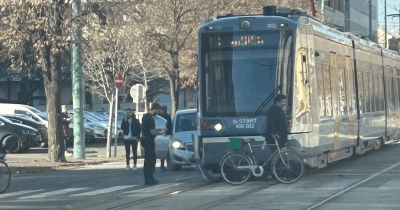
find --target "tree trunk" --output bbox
[45,1,65,162]
[45,51,65,162]
[169,53,180,116]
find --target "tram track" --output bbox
[108,181,211,210]
[197,180,278,210]
[305,159,400,210]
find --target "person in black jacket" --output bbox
[141,103,163,185]
[121,111,141,169]
[264,94,288,181]
[265,94,288,147]
[159,105,172,170]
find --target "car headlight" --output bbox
[214,123,223,131]
[172,140,184,149]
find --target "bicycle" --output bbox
[0,146,11,193]
[220,134,304,185]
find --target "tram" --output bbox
[194,6,400,181]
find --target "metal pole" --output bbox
[385,0,387,48]
[106,93,114,157]
[71,0,85,159]
[113,88,119,157]
[368,0,372,40]
[344,0,350,32]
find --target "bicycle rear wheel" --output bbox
[272,150,304,184]
[0,160,11,193]
[220,152,252,185]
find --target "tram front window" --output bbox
[201,30,293,116]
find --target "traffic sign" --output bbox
[130,84,145,104]
[115,73,123,90]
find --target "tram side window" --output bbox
[316,63,325,117]
[393,78,399,110]
[339,66,348,116]
[357,72,364,113]
[362,73,370,113]
[386,74,393,112]
[398,78,400,111]
[368,73,375,112]
[373,73,379,111]
[377,74,384,111]
[345,56,354,114]
[323,65,333,117]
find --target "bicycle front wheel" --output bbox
[272,150,304,184]
[0,160,11,193]
[220,152,252,185]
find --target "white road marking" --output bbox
[20,188,88,199]
[125,183,181,193]
[70,185,137,196]
[0,190,44,199]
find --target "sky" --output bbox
[378,0,400,35]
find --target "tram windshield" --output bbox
[200,30,293,116]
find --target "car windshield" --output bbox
[175,113,197,132]
[38,112,48,121]
[0,115,14,124]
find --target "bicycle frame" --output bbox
[231,135,287,177]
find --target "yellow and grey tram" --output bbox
[194,6,400,181]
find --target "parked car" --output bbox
[67,111,107,140]
[0,103,48,127]
[1,114,48,147]
[0,115,41,152]
[154,109,197,171]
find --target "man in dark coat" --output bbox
[264,94,288,181]
[141,103,162,185]
[265,94,288,147]
[121,111,141,169]
[159,105,172,170]
[61,105,71,154]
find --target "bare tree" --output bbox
[0,0,107,162]
[82,2,161,155]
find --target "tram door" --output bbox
[328,52,354,161]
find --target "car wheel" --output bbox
[2,135,22,153]
[166,153,182,171]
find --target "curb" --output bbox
[9,160,112,174]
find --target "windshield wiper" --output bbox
[253,84,283,116]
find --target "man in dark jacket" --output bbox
[141,103,162,185]
[265,94,288,147]
[159,105,172,170]
[264,94,288,181]
[61,105,71,155]
[121,111,141,169]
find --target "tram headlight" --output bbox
[214,123,223,132]
[172,140,184,149]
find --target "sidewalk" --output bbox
[5,142,135,174]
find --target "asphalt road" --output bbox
[1,142,400,210]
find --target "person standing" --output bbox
[121,111,141,169]
[159,105,172,170]
[264,94,288,181]
[61,105,71,156]
[141,103,162,185]
[265,94,288,147]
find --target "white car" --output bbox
[155,109,197,171]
